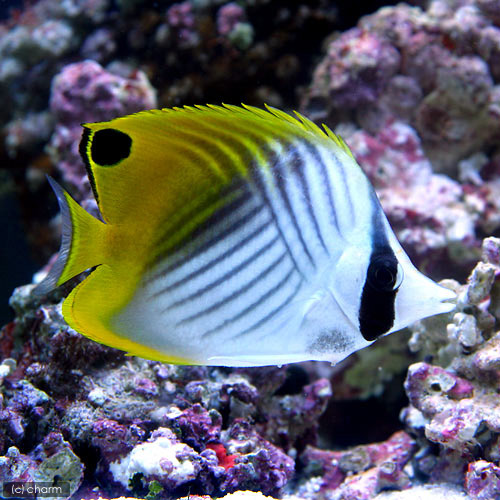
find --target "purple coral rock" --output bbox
[465,460,500,499]
[482,237,500,266]
[217,3,245,36]
[347,120,432,189]
[168,404,222,450]
[472,331,500,376]
[221,420,294,495]
[167,2,198,47]
[307,28,400,112]
[92,419,144,463]
[405,363,474,415]
[403,358,500,453]
[133,377,159,398]
[167,2,195,29]
[303,0,500,174]
[50,60,156,125]
[300,431,415,498]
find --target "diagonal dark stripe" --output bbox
[151,198,264,279]
[303,141,341,234]
[199,266,298,338]
[151,183,252,269]
[232,276,303,339]
[287,143,329,253]
[333,154,355,226]
[250,161,305,278]
[149,217,273,296]
[178,250,288,326]
[160,233,280,308]
[268,147,316,266]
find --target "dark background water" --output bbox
[0,190,39,325]
[0,0,23,20]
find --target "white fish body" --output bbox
[37,105,456,366]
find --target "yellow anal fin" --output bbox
[63,265,194,364]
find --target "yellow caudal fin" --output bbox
[34,177,108,295]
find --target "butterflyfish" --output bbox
[36,104,455,366]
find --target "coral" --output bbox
[217,4,245,36]
[220,420,295,495]
[465,460,500,499]
[400,237,500,491]
[0,433,84,498]
[166,2,198,48]
[303,1,500,172]
[216,3,253,50]
[295,431,416,500]
[307,28,400,111]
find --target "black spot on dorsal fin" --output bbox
[91,128,132,166]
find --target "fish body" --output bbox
[36,105,455,366]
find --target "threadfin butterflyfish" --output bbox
[35,104,455,366]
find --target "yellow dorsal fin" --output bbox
[321,123,355,159]
[78,104,354,225]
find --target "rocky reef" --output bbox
[1,0,500,499]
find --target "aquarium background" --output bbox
[1,0,500,499]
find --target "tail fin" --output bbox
[34,177,107,296]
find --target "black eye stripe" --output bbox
[91,128,132,166]
[358,248,399,341]
[368,255,398,292]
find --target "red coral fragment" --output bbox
[206,443,236,470]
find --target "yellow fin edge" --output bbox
[62,267,197,365]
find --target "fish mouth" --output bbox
[433,284,457,314]
[390,272,457,333]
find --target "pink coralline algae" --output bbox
[401,237,500,497]
[48,60,157,196]
[167,2,198,48]
[465,460,500,500]
[220,420,295,494]
[296,431,416,500]
[307,28,400,111]
[217,3,246,37]
[303,1,500,173]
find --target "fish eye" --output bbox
[91,128,132,166]
[367,255,403,292]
